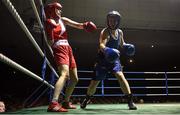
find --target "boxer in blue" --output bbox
[80,11,137,110]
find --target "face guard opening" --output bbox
[107,11,121,30]
[44,2,62,19]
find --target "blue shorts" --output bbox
[93,59,122,80]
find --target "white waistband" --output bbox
[53,39,69,46]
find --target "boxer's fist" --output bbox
[123,43,135,56]
[83,21,97,32]
[104,47,120,63]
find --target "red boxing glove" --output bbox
[83,21,97,32]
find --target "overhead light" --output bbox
[128,59,134,64]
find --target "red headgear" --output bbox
[44,2,62,19]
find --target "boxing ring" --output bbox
[74,71,180,97]
[1,0,180,114]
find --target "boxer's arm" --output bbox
[62,17,97,32]
[119,29,126,48]
[99,28,108,51]
[45,19,55,46]
[100,29,120,54]
[62,17,84,29]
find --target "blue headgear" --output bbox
[107,11,121,30]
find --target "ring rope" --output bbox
[79,78,180,80]
[75,86,180,89]
[0,53,54,89]
[78,70,180,74]
[29,0,53,55]
[1,0,59,78]
[72,94,180,97]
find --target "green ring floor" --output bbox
[7,103,180,114]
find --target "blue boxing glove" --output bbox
[104,47,120,63]
[123,43,135,56]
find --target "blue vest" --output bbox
[106,29,121,49]
[97,29,121,61]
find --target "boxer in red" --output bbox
[44,2,97,112]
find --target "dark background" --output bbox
[0,0,180,110]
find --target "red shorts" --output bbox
[52,45,77,69]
